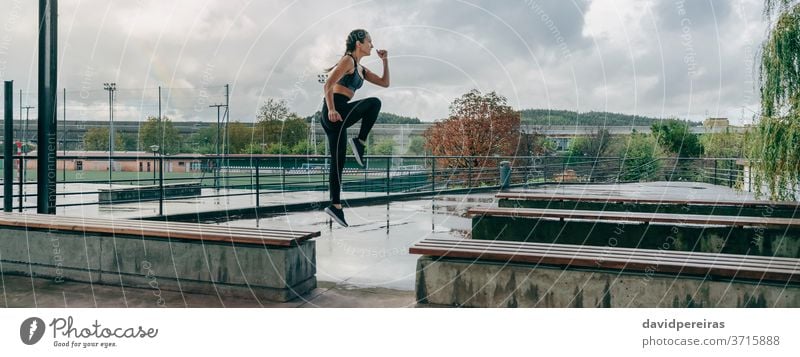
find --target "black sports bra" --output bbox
[336,54,365,92]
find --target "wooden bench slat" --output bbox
[467,207,800,228]
[409,239,800,283]
[0,217,310,242]
[0,213,313,239]
[0,213,320,246]
[495,192,800,209]
[417,238,800,270]
[413,240,800,272]
[423,238,800,264]
[0,213,318,240]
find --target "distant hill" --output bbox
[304,111,421,124]
[520,109,701,127]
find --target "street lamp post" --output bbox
[103,82,116,185]
[150,145,159,185]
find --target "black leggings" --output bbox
[321,93,381,204]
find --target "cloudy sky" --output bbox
[0,0,768,124]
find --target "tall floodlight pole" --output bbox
[103,82,116,184]
[37,0,58,214]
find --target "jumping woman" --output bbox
[322,29,390,227]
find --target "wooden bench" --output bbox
[496,192,800,218]
[0,212,320,302]
[410,238,800,307]
[467,207,800,258]
[468,207,800,228]
[98,182,203,203]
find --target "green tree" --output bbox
[140,116,182,154]
[701,129,745,158]
[748,1,800,199]
[226,121,254,154]
[120,133,139,151]
[406,136,426,155]
[616,133,663,182]
[568,129,612,157]
[255,99,308,151]
[650,119,703,157]
[83,127,125,151]
[371,138,395,155]
[187,126,218,154]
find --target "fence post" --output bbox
[386,157,391,195]
[468,161,472,188]
[255,158,260,207]
[714,160,718,185]
[159,156,164,216]
[364,157,368,195]
[281,167,286,192]
[431,158,436,192]
[3,81,12,212]
[729,160,734,188]
[18,155,24,212]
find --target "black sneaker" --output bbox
[350,138,366,167]
[324,205,349,227]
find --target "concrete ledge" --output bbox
[0,226,316,302]
[414,256,800,308]
[472,216,800,258]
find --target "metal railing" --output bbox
[0,154,745,215]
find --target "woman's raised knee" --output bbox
[367,97,381,110]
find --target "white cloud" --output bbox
[0,0,768,124]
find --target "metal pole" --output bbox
[386,157,391,195]
[158,86,162,152]
[158,155,164,216]
[152,151,157,185]
[210,104,224,190]
[714,160,718,185]
[281,167,286,192]
[255,158,260,207]
[103,83,115,185]
[3,81,13,212]
[37,0,58,214]
[22,106,33,152]
[364,157,368,195]
[224,84,229,189]
[18,156,23,211]
[468,161,472,188]
[62,87,65,182]
[431,158,435,192]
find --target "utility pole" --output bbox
[103,82,116,185]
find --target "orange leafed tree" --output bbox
[424,90,521,168]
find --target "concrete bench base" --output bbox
[415,256,800,308]
[0,227,316,302]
